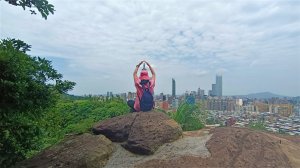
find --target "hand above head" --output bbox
[143,60,150,66]
[137,61,143,67]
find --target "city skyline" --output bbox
[103,91,296,98]
[68,74,297,97]
[1,0,299,96]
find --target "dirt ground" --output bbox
[136,127,300,168]
[263,132,300,168]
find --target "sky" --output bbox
[1,0,300,96]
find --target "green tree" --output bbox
[0,39,75,166]
[3,0,55,19]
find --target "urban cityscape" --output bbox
[104,75,300,136]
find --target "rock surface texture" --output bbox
[137,127,297,168]
[18,122,300,168]
[92,113,138,142]
[93,111,183,155]
[17,133,113,168]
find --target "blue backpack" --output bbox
[139,82,154,112]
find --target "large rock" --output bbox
[17,133,113,168]
[93,111,182,155]
[135,127,295,168]
[92,113,138,142]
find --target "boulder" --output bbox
[17,133,113,168]
[92,113,137,142]
[123,112,183,154]
[93,111,182,155]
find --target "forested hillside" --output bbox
[1,93,129,167]
[0,38,129,167]
[38,96,129,153]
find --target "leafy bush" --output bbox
[0,112,42,166]
[52,98,129,135]
[248,121,266,131]
[171,103,205,131]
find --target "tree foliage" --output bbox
[35,97,130,159]
[0,38,75,113]
[3,0,55,19]
[0,39,75,167]
[46,98,129,135]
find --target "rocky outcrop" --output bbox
[136,127,295,168]
[93,111,182,155]
[17,133,113,168]
[92,113,138,142]
[122,112,182,154]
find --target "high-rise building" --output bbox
[159,92,164,100]
[191,91,197,97]
[208,90,212,97]
[172,78,176,97]
[163,95,167,101]
[197,88,205,99]
[209,75,222,97]
[216,75,222,96]
[207,97,235,112]
[212,84,216,96]
[106,91,113,98]
[200,90,205,98]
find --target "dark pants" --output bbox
[127,100,137,112]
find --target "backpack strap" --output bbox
[142,82,150,91]
[137,81,151,101]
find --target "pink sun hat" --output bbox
[139,69,150,80]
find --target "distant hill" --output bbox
[237,92,288,99]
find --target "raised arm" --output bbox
[133,61,143,79]
[145,61,156,81]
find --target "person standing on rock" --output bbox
[127,60,155,112]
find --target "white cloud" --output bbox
[1,0,299,96]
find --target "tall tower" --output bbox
[216,75,222,96]
[212,84,216,96]
[172,78,176,97]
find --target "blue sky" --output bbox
[1,0,300,96]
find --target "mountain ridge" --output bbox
[233,91,289,99]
